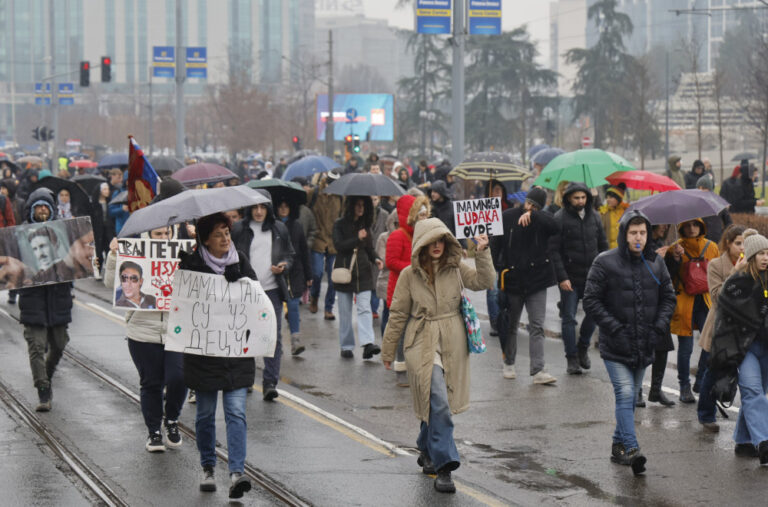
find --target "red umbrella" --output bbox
[69,159,98,169]
[606,170,681,193]
[170,162,237,187]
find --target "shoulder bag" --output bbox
[331,248,357,284]
[457,270,485,354]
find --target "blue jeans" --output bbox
[677,295,709,388]
[311,251,336,312]
[697,366,717,424]
[381,305,389,336]
[337,291,374,350]
[560,285,597,358]
[604,360,645,450]
[371,292,380,315]
[127,340,186,433]
[734,340,768,446]
[263,289,283,387]
[195,388,248,473]
[286,296,300,335]
[486,287,500,328]
[416,366,461,472]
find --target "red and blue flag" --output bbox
[127,135,159,212]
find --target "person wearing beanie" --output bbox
[685,160,706,189]
[491,185,559,384]
[600,186,630,249]
[697,175,733,243]
[709,228,768,464]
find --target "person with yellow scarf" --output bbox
[600,187,629,249]
[665,218,720,403]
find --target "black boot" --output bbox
[577,345,591,370]
[635,387,646,408]
[566,357,582,375]
[679,384,696,404]
[647,352,675,406]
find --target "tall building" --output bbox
[549,0,589,96]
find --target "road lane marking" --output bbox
[74,300,126,325]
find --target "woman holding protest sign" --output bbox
[177,212,255,499]
[104,225,187,454]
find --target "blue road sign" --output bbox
[58,83,74,105]
[152,46,175,78]
[34,82,51,106]
[346,108,358,122]
[186,47,207,79]
[416,0,451,34]
[468,0,501,35]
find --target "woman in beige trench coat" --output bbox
[382,218,494,493]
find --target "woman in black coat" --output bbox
[178,212,255,499]
[332,196,383,359]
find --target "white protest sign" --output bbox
[453,197,503,239]
[112,238,195,311]
[165,270,277,358]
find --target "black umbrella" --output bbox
[148,156,184,177]
[323,173,405,197]
[246,179,307,207]
[731,152,759,162]
[72,174,107,196]
[31,176,94,218]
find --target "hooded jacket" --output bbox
[375,207,399,300]
[728,164,759,213]
[231,191,295,302]
[381,218,494,422]
[583,211,677,368]
[18,188,73,327]
[549,182,609,287]
[667,156,685,189]
[307,177,343,254]
[385,195,416,307]
[331,197,378,294]
[719,166,741,207]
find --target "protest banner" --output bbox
[0,217,94,289]
[165,270,277,359]
[453,197,503,239]
[112,238,195,311]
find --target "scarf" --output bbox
[199,243,238,275]
[58,201,72,218]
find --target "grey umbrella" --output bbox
[118,185,270,237]
[731,152,759,162]
[322,173,405,197]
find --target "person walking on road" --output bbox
[599,186,629,249]
[695,225,746,432]
[18,188,78,412]
[665,219,719,403]
[179,213,255,498]
[232,193,295,401]
[583,211,677,476]
[685,160,707,190]
[332,196,383,360]
[709,229,768,464]
[667,156,685,190]
[493,187,559,384]
[382,219,494,493]
[307,171,342,320]
[726,160,764,214]
[550,182,609,374]
[104,227,187,452]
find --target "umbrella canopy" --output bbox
[606,171,681,193]
[731,152,759,162]
[72,174,107,195]
[148,156,184,176]
[528,143,550,159]
[450,152,531,182]
[626,189,729,225]
[323,173,405,197]
[246,179,306,207]
[282,155,342,181]
[109,190,128,206]
[0,159,21,175]
[69,159,99,170]
[534,149,635,190]
[30,176,94,218]
[531,148,565,167]
[285,149,321,165]
[119,185,271,238]
[16,155,44,168]
[98,153,129,169]
[171,163,237,187]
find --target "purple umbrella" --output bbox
[170,163,237,187]
[626,189,730,225]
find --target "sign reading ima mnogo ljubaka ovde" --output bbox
[452,197,503,240]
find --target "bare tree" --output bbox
[683,37,705,160]
[711,66,728,184]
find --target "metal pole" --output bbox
[325,30,334,158]
[664,51,670,167]
[9,0,16,144]
[451,0,465,166]
[148,66,154,155]
[175,0,185,159]
[48,0,58,161]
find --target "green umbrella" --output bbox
[533,149,635,190]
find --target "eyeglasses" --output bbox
[121,274,140,283]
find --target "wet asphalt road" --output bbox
[0,277,766,506]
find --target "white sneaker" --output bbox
[532,371,557,385]
[502,364,516,379]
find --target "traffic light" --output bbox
[47,128,54,141]
[101,56,112,82]
[80,61,90,87]
[353,135,360,153]
[344,135,353,161]
[292,136,301,151]
[32,127,40,141]
[40,127,48,142]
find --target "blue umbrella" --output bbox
[532,148,565,167]
[98,153,129,169]
[282,155,341,181]
[528,144,550,159]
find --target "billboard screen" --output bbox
[316,93,395,142]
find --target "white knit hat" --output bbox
[743,228,768,260]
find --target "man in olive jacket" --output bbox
[307,171,343,319]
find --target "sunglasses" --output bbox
[121,274,140,283]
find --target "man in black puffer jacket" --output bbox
[18,188,75,412]
[583,210,676,476]
[549,182,609,374]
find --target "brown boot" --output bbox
[309,296,318,313]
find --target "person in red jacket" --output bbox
[385,194,431,386]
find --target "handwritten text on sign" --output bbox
[165,270,277,358]
[453,197,503,239]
